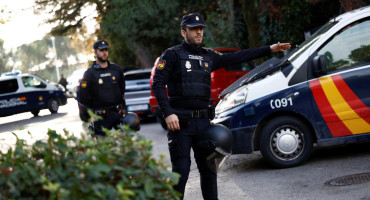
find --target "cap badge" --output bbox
[196,16,199,21]
[99,78,103,84]
[185,61,192,72]
[102,41,105,44]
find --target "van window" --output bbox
[0,79,19,94]
[318,19,370,72]
[22,76,46,88]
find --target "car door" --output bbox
[310,18,370,137]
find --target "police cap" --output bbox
[93,40,109,50]
[181,13,206,28]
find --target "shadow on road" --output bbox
[223,142,370,173]
[0,112,68,133]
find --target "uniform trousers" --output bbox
[167,117,217,200]
[92,113,122,136]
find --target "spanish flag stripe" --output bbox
[309,79,352,137]
[331,74,370,124]
[319,76,370,134]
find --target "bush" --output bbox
[0,128,179,200]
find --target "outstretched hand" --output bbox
[270,42,291,53]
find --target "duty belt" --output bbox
[95,104,124,115]
[174,108,209,118]
[191,109,209,118]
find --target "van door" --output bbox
[309,19,370,137]
[21,75,48,111]
[0,78,26,116]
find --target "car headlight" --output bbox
[215,85,248,114]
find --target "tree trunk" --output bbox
[132,43,154,69]
[241,0,263,48]
[226,0,240,48]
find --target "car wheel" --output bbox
[48,98,59,113]
[31,110,40,116]
[259,116,313,168]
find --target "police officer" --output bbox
[78,40,126,137]
[152,13,290,200]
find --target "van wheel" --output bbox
[259,116,313,168]
[31,110,40,116]
[48,98,59,113]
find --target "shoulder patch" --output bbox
[81,81,87,88]
[157,60,166,70]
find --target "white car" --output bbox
[124,68,153,119]
[66,69,86,98]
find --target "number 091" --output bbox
[270,97,293,109]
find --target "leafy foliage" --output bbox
[0,39,9,73]
[0,129,179,199]
[349,44,370,63]
[258,0,313,48]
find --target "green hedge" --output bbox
[0,128,179,200]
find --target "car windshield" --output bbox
[289,21,337,62]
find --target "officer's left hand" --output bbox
[270,42,291,53]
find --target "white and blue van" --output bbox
[213,6,370,168]
[0,73,67,117]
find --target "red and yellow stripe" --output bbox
[310,74,370,137]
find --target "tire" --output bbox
[48,98,59,113]
[259,116,313,168]
[31,110,40,116]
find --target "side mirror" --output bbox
[312,55,327,77]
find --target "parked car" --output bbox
[149,48,255,130]
[66,69,85,99]
[124,68,153,119]
[0,73,67,117]
[213,6,370,168]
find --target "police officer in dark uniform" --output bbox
[78,40,126,137]
[152,13,291,200]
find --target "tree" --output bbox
[0,39,9,73]
[101,0,181,68]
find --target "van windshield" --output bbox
[289,21,337,62]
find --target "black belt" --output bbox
[95,104,123,115]
[191,109,209,118]
[174,108,209,118]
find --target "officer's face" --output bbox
[182,26,204,47]
[95,48,109,63]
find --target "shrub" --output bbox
[0,128,179,200]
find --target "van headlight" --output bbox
[215,85,248,114]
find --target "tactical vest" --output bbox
[90,64,123,107]
[168,45,211,99]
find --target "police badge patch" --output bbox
[81,81,87,88]
[157,60,166,70]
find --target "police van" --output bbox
[0,73,67,117]
[213,6,370,168]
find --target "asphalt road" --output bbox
[1,98,370,200]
